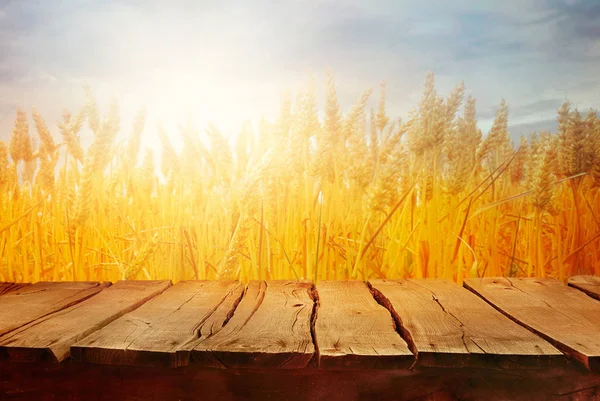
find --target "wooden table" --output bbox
[1,276,599,400]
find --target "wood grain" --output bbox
[465,277,600,372]
[0,280,170,362]
[191,281,315,369]
[0,283,30,296]
[568,275,600,300]
[369,279,563,369]
[72,281,244,367]
[0,282,109,339]
[315,281,413,368]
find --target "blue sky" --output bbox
[0,0,598,147]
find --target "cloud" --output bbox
[480,99,566,122]
[0,0,598,144]
[509,118,558,139]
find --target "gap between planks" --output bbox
[71,281,320,369]
[72,280,408,370]
[0,282,112,340]
[568,276,600,300]
[71,281,244,367]
[465,277,600,372]
[2,279,589,373]
[368,279,565,371]
[0,281,171,362]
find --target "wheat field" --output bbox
[0,72,599,284]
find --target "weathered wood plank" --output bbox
[71,281,244,367]
[568,275,600,300]
[0,280,170,362]
[0,283,30,296]
[191,281,315,369]
[369,279,563,369]
[0,282,109,339]
[465,277,600,372]
[315,281,413,368]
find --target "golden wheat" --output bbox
[0,72,598,284]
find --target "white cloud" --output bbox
[0,0,597,145]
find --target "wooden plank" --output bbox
[0,282,109,339]
[568,275,600,300]
[0,280,170,363]
[465,277,600,372]
[369,279,563,369]
[71,281,244,367]
[315,281,413,368]
[191,281,315,369]
[0,283,30,296]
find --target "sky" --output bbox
[0,0,599,151]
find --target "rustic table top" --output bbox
[0,276,599,373]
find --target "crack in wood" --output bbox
[430,293,472,354]
[366,281,418,367]
[10,288,49,296]
[506,278,529,295]
[164,286,208,320]
[290,305,306,333]
[239,281,267,332]
[219,284,246,329]
[104,284,174,352]
[186,282,245,339]
[308,284,320,368]
[399,279,486,355]
[209,281,267,343]
[496,278,579,328]
[427,292,488,355]
[538,298,580,324]
[175,283,246,366]
[469,337,487,355]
